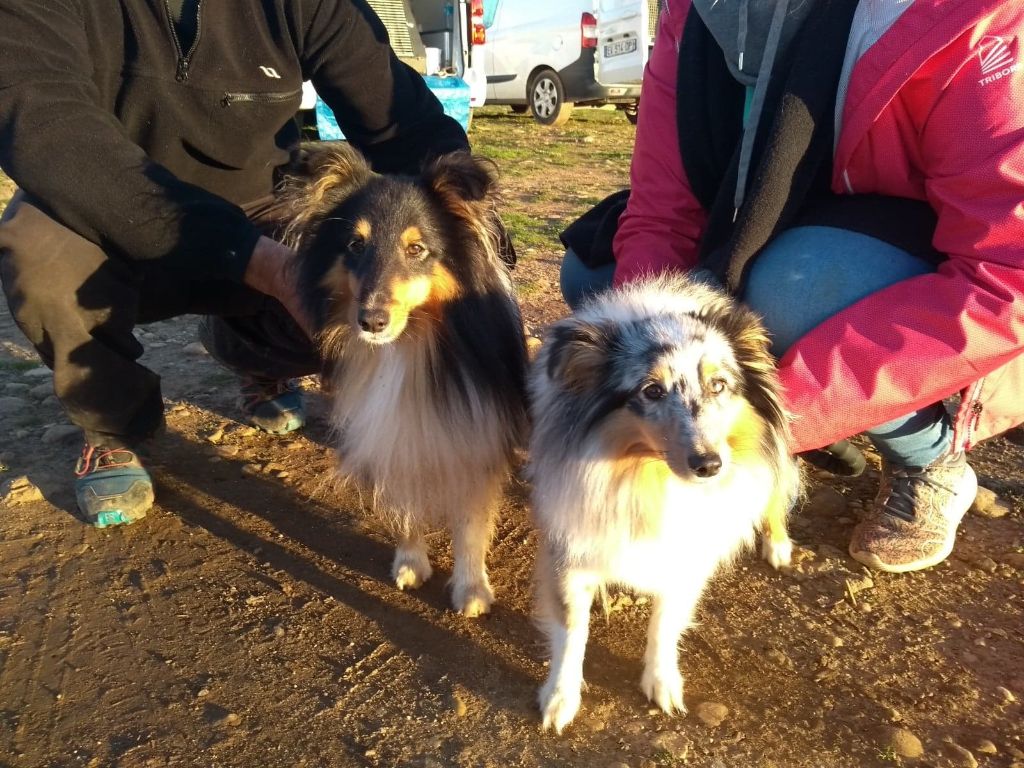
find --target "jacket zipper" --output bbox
[221,89,303,107]
[958,378,985,453]
[165,0,204,82]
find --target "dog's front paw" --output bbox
[450,579,494,617]
[641,664,686,715]
[392,548,433,591]
[761,535,793,570]
[538,678,582,734]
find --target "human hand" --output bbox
[243,236,314,338]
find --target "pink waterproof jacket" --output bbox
[614,0,1024,454]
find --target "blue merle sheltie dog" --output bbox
[527,275,801,731]
[280,143,527,617]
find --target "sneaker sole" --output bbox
[77,480,155,528]
[849,465,978,574]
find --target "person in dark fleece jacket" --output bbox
[0,0,470,527]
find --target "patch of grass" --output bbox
[513,278,543,297]
[500,211,562,252]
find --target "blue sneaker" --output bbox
[237,376,305,435]
[74,444,154,528]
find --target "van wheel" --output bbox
[528,69,573,126]
[625,102,639,125]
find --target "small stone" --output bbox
[581,135,596,144]
[29,382,52,399]
[650,731,690,759]
[282,440,304,450]
[275,471,290,479]
[216,445,240,457]
[941,740,978,768]
[859,601,873,614]
[364,748,377,758]
[41,424,82,444]
[974,739,998,755]
[183,341,209,356]
[453,693,468,717]
[240,463,262,477]
[807,486,848,518]
[223,712,241,726]
[970,486,1011,518]
[971,556,998,574]
[196,688,210,698]
[273,625,285,638]
[884,727,924,759]
[2,475,44,506]
[23,367,51,378]
[0,396,29,417]
[996,686,1017,704]
[829,635,845,648]
[694,701,729,727]
[263,462,287,474]
[206,427,225,445]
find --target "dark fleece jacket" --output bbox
[0,0,469,281]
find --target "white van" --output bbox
[482,0,645,126]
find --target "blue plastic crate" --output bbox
[314,75,471,141]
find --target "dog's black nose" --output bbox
[689,452,722,478]
[358,307,390,333]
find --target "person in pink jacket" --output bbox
[560,0,1024,573]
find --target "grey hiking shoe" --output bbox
[849,452,977,573]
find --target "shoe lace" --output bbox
[75,444,138,477]
[882,466,956,523]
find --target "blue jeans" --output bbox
[560,226,952,467]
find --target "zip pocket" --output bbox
[221,88,302,107]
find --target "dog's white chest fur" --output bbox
[543,460,774,593]
[329,338,507,523]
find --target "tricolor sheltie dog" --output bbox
[528,275,800,732]
[281,144,528,617]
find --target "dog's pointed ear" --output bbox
[546,319,613,393]
[280,143,373,246]
[423,151,498,205]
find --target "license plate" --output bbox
[603,38,638,58]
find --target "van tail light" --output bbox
[472,0,486,45]
[581,12,598,49]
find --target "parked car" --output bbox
[594,0,663,123]
[482,0,652,126]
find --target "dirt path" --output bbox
[1,110,1023,768]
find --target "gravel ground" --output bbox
[1,108,1022,768]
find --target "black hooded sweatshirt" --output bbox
[0,0,469,281]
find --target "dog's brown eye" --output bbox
[709,378,727,395]
[405,243,428,259]
[348,237,365,255]
[642,383,667,401]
